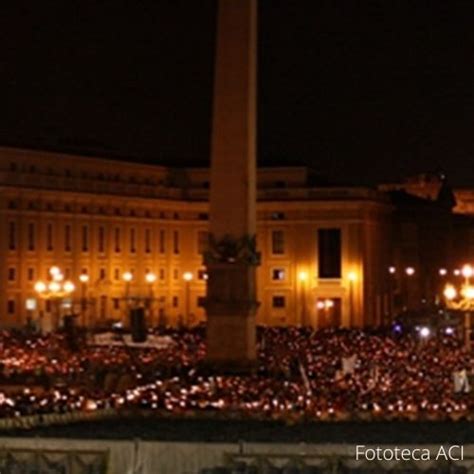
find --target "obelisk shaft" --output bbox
[210,0,257,238]
[205,0,259,370]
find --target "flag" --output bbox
[299,360,312,394]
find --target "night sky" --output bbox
[1,1,474,186]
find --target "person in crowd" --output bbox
[0,325,470,422]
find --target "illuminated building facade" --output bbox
[0,147,392,329]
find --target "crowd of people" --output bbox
[0,325,471,422]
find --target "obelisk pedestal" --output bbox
[205,0,259,371]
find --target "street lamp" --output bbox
[49,266,61,278]
[298,271,308,326]
[34,281,47,294]
[122,271,133,304]
[402,266,415,310]
[183,272,193,326]
[79,273,89,326]
[443,276,474,349]
[34,267,75,330]
[387,266,397,318]
[122,271,133,282]
[444,284,457,301]
[462,264,473,283]
[63,281,75,293]
[145,272,157,326]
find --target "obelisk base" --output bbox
[204,262,259,374]
[205,312,257,373]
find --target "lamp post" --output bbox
[443,264,474,350]
[183,271,193,326]
[145,272,157,326]
[122,271,133,306]
[34,266,75,330]
[79,273,89,327]
[388,266,396,318]
[298,271,308,326]
[404,266,415,310]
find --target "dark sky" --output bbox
[1,1,474,186]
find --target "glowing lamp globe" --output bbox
[145,272,157,284]
[443,285,457,300]
[462,264,473,279]
[122,271,133,282]
[298,271,308,282]
[79,273,89,283]
[49,266,61,277]
[34,281,47,293]
[48,281,61,293]
[63,281,75,293]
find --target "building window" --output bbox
[114,227,121,253]
[271,212,285,220]
[46,223,54,251]
[27,267,35,281]
[197,296,206,307]
[173,230,180,254]
[318,228,341,278]
[159,268,165,280]
[197,231,209,255]
[272,268,285,281]
[114,268,120,280]
[130,228,136,253]
[8,200,17,210]
[113,298,120,310]
[159,229,165,254]
[8,222,16,251]
[81,225,89,252]
[99,268,106,280]
[172,296,179,308]
[8,267,16,281]
[27,223,36,251]
[271,230,285,255]
[7,300,15,315]
[198,213,208,220]
[145,228,151,254]
[98,226,105,253]
[64,225,72,252]
[272,296,286,308]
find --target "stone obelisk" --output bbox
[205,0,259,370]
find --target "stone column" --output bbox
[205,0,259,370]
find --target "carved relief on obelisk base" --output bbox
[204,0,260,370]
